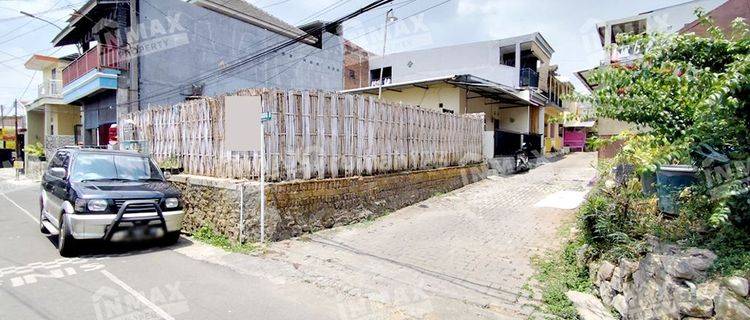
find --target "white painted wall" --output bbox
[601,0,726,48]
[465,97,530,133]
[483,131,494,161]
[645,0,726,34]
[499,107,530,133]
[370,39,519,87]
[378,83,463,113]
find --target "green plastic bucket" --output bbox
[656,165,699,215]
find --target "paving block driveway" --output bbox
[178,152,598,319]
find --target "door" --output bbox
[42,150,71,225]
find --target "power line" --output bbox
[296,0,354,24]
[0,0,85,23]
[135,0,353,72]
[0,14,69,46]
[142,0,441,106]
[122,0,397,106]
[259,0,447,86]
[261,0,292,9]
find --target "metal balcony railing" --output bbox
[520,68,539,88]
[62,44,128,86]
[38,79,62,97]
[370,77,392,87]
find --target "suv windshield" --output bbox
[69,153,164,182]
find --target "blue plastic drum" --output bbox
[657,165,699,215]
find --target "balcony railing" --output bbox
[548,89,563,108]
[38,79,62,98]
[62,44,128,86]
[607,44,643,64]
[370,77,392,87]
[520,68,539,88]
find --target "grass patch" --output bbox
[532,239,593,319]
[703,225,750,277]
[192,225,259,254]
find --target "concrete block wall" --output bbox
[171,164,488,243]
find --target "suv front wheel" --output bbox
[160,231,181,246]
[58,216,78,257]
[39,205,49,234]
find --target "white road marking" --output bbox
[0,192,39,223]
[100,269,175,320]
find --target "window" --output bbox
[502,52,515,67]
[370,67,392,86]
[69,154,163,182]
[500,45,517,67]
[348,69,356,80]
[51,68,57,79]
[48,151,70,173]
[598,19,647,45]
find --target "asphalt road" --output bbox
[0,176,337,320]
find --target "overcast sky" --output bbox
[0,0,696,114]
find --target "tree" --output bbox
[579,13,750,228]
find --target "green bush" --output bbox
[24,142,45,158]
[577,13,750,229]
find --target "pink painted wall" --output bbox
[564,128,586,151]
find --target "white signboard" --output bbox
[225,96,263,151]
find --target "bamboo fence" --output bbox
[120,89,485,181]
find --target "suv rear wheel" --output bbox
[58,216,78,257]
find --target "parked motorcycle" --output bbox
[514,143,532,173]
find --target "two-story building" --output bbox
[342,32,570,163]
[51,0,345,146]
[575,0,730,158]
[23,54,82,158]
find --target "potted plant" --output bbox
[24,142,46,161]
[159,156,183,175]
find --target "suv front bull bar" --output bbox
[103,200,168,241]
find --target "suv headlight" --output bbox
[87,199,109,212]
[165,198,179,209]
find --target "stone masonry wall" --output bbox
[44,135,75,159]
[170,175,245,241]
[171,164,487,243]
[588,238,750,319]
[264,164,487,241]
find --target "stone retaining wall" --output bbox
[170,164,487,242]
[585,239,750,319]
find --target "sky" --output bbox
[0,0,697,115]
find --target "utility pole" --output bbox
[14,99,19,158]
[13,99,19,179]
[377,9,397,99]
[1,104,4,149]
[129,0,140,113]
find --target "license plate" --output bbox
[128,225,157,240]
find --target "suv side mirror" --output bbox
[162,170,172,180]
[49,167,67,179]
